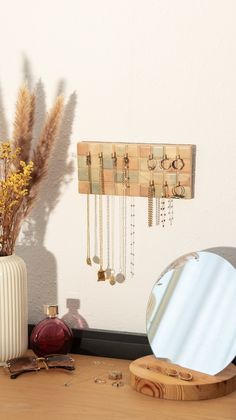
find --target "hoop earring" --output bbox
[172,181,185,198]
[172,155,184,170]
[160,154,171,170]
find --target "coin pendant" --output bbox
[93,255,100,264]
[115,273,125,283]
[86,257,92,266]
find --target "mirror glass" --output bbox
[146,251,236,375]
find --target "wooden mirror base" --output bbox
[129,355,236,401]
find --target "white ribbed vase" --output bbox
[0,255,28,365]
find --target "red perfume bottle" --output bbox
[30,305,73,357]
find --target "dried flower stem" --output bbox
[12,84,35,165]
[0,84,64,256]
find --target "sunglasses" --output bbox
[5,354,75,379]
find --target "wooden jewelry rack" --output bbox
[77,141,196,285]
[77,142,195,199]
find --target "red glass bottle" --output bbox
[30,305,73,357]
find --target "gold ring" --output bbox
[165,368,178,377]
[108,371,123,380]
[112,380,124,387]
[178,372,193,381]
[94,377,106,384]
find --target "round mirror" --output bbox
[146,251,236,375]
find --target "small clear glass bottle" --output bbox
[30,304,73,357]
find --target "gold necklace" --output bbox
[86,152,92,265]
[97,152,106,281]
[105,195,112,280]
[109,194,116,285]
[130,196,135,278]
[115,153,129,284]
[109,151,117,286]
[92,194,100,264]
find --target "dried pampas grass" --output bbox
[12,84,35,165]
[0,83,65,255]
[24,95,64,217]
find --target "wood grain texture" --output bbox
[0,353,236,420]
[129,355,236,401]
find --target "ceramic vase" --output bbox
[0,255,28,365]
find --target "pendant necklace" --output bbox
[97,152,106,281]
[109,151,117,286]
[92,195,100,264]
[109,194,116,285]
[115,196,126,283]
[116,153,129,284]
[86,152,92,265]
[105,195,112,280]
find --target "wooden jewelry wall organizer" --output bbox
[77,141,195,285]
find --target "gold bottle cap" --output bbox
[44,304,58,318]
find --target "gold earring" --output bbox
[172,155,185,170]
[147,154,157,227]
[160,154,171,170]
[172,181,185,198]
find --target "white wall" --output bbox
[0,0,236,333]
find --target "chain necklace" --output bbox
[86,152,92,265]
[92,195,100,264]
[116,196,125,283]
[105,195,112,280]
[109,151,117,286]
[97,152,106,281]
[109,194,116,285]
[130,196,135,278]
[115,153,129,284]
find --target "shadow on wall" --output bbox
[62,299,89,329]
[14,56,77,323]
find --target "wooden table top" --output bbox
[0,353,235,420]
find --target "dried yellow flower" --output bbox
[0,142,34,255]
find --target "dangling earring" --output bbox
[172,181,185,198]
[156,196,160,226]
[161,181,169,228]
[147,154,157,227]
